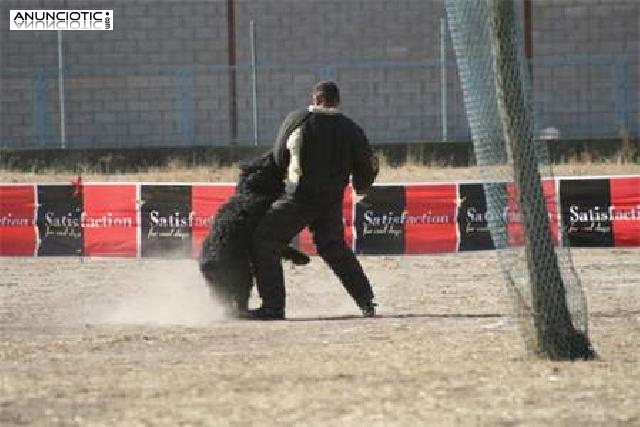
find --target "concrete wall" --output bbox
[0,0,637,149]
[531,0,639,139]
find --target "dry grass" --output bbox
[0,165,240,184]
[1,162,638,184]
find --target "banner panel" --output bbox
[609,177,640,246]
[36,185,83,256]
[82,185,137,257]
[404,184,457,254]
[140,185,192,257]
[457,183,500,251]
[343,186,354,250]
[191,185,236,257]
[0,185,36,256]
[506,180,558,247]
[296,228,315,255]
[355,186,405,254]
[560,179,613,247]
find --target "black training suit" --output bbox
[251,107,378,311]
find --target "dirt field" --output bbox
[1,249,639,426]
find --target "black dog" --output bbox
[199,153,309,316]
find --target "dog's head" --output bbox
[236,152,284,196]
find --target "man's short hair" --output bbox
[313,81,340,107]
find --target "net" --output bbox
[445,0,596,360]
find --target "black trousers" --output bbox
[252,195,374,310]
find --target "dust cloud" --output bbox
[93,258,227,326]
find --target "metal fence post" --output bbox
[57,30,66,149]
[178,68,194,145]
[250,20,259,146]
[613,56,629,133]
[440,17,448,142]
[227,0,238,145]
[32,68,48,147]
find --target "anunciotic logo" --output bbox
[10,10,113,30]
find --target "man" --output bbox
[199,152,310,318]
[246,81,379,320]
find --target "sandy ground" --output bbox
[1,249,639,426]
[1,162,639,184]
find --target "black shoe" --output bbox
[281,246,311,266]
[359,301,377,318]
[239,306,285,320]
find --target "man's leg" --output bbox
[309,207,376,314]
[251,197,307,314]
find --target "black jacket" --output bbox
[273,108,378,201]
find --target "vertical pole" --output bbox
[614,57,629,132]
[33,68,48,147]
[178,68,194,145]
[250,20,259,146]
[57,30,66,149]
[489,0,594,360]
[523,0,533,79]
[226,0,238,145]
[440,18,448,142]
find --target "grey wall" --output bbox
[531,0,639,138]
[1,0,231,148]
[0,0,638,149]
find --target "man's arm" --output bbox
[351,126,379,194]
[273,109,310,173]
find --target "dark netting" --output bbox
[446,0,596,360]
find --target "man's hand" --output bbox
[352,152,379,194]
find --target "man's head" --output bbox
[312,81,340,107]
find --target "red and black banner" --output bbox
[560,179,613,247]
[609,177,640,247]
[37,185,83,256]
[140,185,192,257]
[355,186,405,254]
[457,181,559,251]
[403,184,457,254]
[83,184,137,257]
[0,185,36,256]
[191,185,236,257]
[1,177,638,257]
[505,180,558,247]
[560,177,640,247]
[354,184,457,254]
[457,183,499,251]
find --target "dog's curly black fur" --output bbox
[199,152,309,315]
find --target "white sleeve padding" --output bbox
[286,126,303,184]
